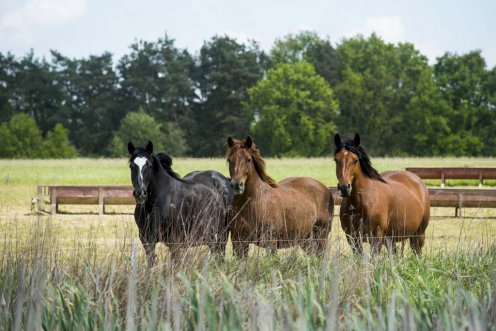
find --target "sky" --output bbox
[1,0,495,67]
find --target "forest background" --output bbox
[1,31,495,158]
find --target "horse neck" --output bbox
[148,163,174,195]
[349,166,374,204]
[241,169,273,201]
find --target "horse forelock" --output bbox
[336,140,387,183]
[227,140,278,188]
[129,147,151,164]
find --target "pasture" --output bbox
[0,157,495,330]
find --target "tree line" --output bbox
[0,32,495,158]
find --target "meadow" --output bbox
[0,157,495,330]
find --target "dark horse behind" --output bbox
[128,141,233,266]
[333,133,430,255]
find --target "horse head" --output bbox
[128,140,154,204]
[333,133,361,197]
[226,135,255,195]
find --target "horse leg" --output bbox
[385,237,396,256]
[232,234,249,259]
[410,234,425,255]
[265,243,277,256]
[169,245,183,265]
[212,215,229,257]
[142,242,157,268]
[312,221,330,255]
[208,231,228,258]
[346,233,364,255]
[371,226,385,256]
[410,212,429,255]
[138,230,157,268]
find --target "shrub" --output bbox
[0,113,76,158]
[108,110,188,157]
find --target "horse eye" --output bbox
[246,159,251,163]
[353,159,358,164]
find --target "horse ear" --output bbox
[227,136,234,148]
[128,141,135,154]
[245,135,253,148]
[146,140,153,153]
[353,134,360,147]
[334,134,342,148]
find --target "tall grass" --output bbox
[0,215,494,330]
[1,157,495,329]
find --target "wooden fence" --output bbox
[38,185,496,217]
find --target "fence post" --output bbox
[456,193,463,218]
[50,187,57,216]
[98,187,104,216]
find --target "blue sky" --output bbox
[1,0,495,67]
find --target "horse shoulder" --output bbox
[352,179,390,220]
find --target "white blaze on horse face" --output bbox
[338,150,354,186]
[134,157,147,188]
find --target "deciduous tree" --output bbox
[245,61,339,156]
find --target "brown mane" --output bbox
[226,138,278,188]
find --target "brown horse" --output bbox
[226,136,334,257]
[333,134,430,255]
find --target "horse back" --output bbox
[278,177,334,219]
[184,170,233,206]
[382,170,429,201]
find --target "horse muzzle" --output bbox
[231,181,245,195]
[133,190,147,204]
[338,184,352,197]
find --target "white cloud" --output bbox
[414,40,446,64]
[1,0,86,30]
[346,15,406,44]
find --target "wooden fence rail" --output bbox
[329,187,496,217]
[37,185,134,216]
[38,185,496,218]
[405,167,496,187]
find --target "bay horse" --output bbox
[333,133,430,255]
[128,141,231,266]
[226,136,334,257]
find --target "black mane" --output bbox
[128,148,185,182]
[335,139,387,183]
[156,152,185,182]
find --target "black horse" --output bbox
[128,141,232,267]
[156,152,233,208]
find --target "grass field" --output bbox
[0,157,495,330]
